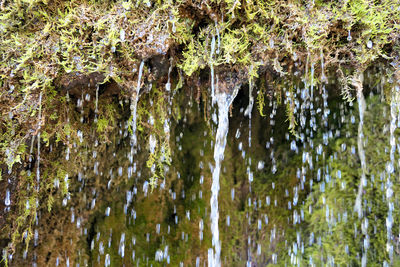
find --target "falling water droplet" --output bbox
[367,40,373,49]
[5,189,11,206]
[347,29,352,41]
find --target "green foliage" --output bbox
[137,86,172,190]
[285,85,298,137]
[256,87,266,117]
[96,118,109,133]
[180,40,204,76]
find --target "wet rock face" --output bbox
[181,0,220,22]
[58,72,105,92]
[215,67,247,95]
[148,55,170,83]
[131,14,173,60]
[57,72,123,100]
[57,72,106,99]
[55,54,172,100]
[133,30,172,60]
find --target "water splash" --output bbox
[208,91,238,267]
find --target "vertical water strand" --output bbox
[354,75,366,219]
[165,58,172,93]
[320,48,327,84]
[208,90,238,267]
[36,91,43,191]
[247,66,255,189]
[130,60,145,157]
[210,35,216,105]
[387,85,399,262]
[215,22,220,55]
[247,68,255,266]
[310,63,314,101]
[65,92,70,162]
[208,35,218,266]
[300,52,310,135]
[94,84,99,123]
[31,90,43,267]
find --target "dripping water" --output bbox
[386,85,399,262]
[130,60,145,155]
[354,77,366,219]
[208,89,238,267]
[210,35,216,105]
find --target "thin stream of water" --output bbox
[387,86,399,262]
[209,91,238,267]
[210,35,216,105]
[354,80,366,219]
[130,60,145,156]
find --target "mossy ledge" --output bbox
[1,0,400,261]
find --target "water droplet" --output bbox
[120,29,125,42]
[347,29,352,41]
[257,161,265,170]
[367,40,373,49]
[5,189,11,206]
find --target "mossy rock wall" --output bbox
[1,0,400,265]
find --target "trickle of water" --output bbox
[208,91,238,267]
[210,35,216,105]
[119,233,125,258]
[4,189,10,206]
[386,86,400,262]
[215,24,221,55]
[94,85,99,122]
[130,60,145,152]
[347,29,352,41]
[105,254,110,267]
[36,91,43,186]
[320,48,327,83]
[165,58,173,92]
[354,77,366,219]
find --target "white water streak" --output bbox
[95,84,99,113]
[130,61,145,151]
[209,91,237,267]
[354,78,366,219]
[247,68,255,190]
[36,91,43,187]
[387,86,399,261]
[210,36,216,105]
[248,66,254,148]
